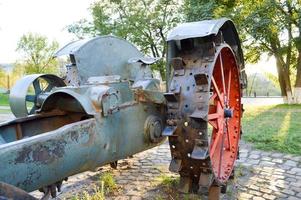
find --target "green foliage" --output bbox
[0,68,7,89]
[157,175,179,187]
[67,0,182,78]
[16,33,59,74]
[72,190,104,200]
[99,172,117,194]
[243,104,301,155]
[184,0,236,21]
[72,172,118,200]
[0,94,9,106]
[184,0,301,99]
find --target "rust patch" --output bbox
[80,122,96,147]
[15,139,67,165]
[70,130,80,142]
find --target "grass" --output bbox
[72,172,118,200]
[242,104,301,155]
[0,94,9,106]
[157,174,179,187]
[0,109,11,114]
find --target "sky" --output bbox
[0,0,94,63]
[0,0,278,75]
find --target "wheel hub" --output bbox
[224,108,233,118]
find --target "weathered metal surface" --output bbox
[167,18,230,41]
[54,36,143,84]
[0,102,165,192]
[0,19,244,200]
[167,18,246,89]
[165,19,244,198]
[1,36,166,199]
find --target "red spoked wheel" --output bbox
[208,46,241,183]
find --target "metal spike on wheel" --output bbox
[163,19,246,199]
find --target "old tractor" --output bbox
[0,18,246,200]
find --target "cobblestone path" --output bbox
[33,141,301,200]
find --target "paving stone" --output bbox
[238,192,253,199]
[253,197,265,200]
[272,159,283,164]
[290,167,301,173]
[284,160,298,167]
[260,161,276,166]
[262,194,276,200]
[250,154,261,159]
[259,188,272,194]
[249,185,260,191]
[261,157,272,161]
[287,197,301,200]
[249,190,262,196]
[271,153,283,158]
[130,196,142,200]
[248,159,260,165]
[281,189,295,196]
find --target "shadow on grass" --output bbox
[242,104,301,155]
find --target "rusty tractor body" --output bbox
[0,18,245,200]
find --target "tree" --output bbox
[67,0,182,78]
[16,33,59,74]
[184,0,301,103]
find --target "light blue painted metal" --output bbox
[54,36,144,84]
[167,18,230,41]
[0,101,165,192]
[0,36,166,197]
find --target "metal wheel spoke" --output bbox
[227,69,232,106]
[211,77,225,108]
[44,84,53,92]
[25,95,36,102]
[33,79,42,94]
[29,105,37,115]
[218,124,226,178]
[225,119,231,150]
[208,113,219,120]
[219,53,226,95]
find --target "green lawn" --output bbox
[0,94,9,106]
[242,104,301,155]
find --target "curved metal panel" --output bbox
[167,18,229,41]
[54,35,143,83]
[40,89,97,115]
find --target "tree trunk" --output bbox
[275,56,294,104]
[275,56,287,101]
[295,50,301,103]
